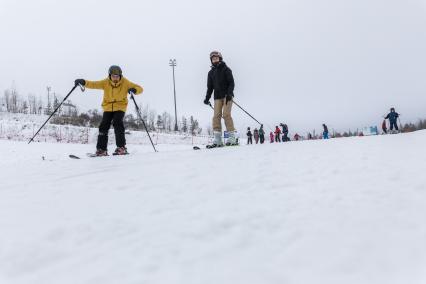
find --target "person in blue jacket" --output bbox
[385,108,400,132]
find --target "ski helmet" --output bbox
[210,51,223,61]
[390,107,395,112]
[108,65,122,76]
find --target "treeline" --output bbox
[0,87,202,134]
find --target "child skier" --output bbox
[253,128,259,144]
[270,132,274,143]
[247,127,253,144]
[382,119,388,134]
[74,65,143,156]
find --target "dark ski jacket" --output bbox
[206,62,235,101]
[259,127,265,136]
[280,124,288,134]
[247,130,253,137]
[385,111,399,123]
[323,124,329,133]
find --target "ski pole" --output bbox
[208,102,225,119]
[28,84,81,144]
[129,92,158,152]
[398,117,403,132]
[233,100,262,125]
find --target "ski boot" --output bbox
[206,131,224,149]
[95,149,108,157]
[113,146,128,155]
[225,131,239,146]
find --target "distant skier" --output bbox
[274,126,281,142]
[384,107,400,133]
[259,124,265,144]
[280,123,289,142]
[322,124,329,139]
[74,65,143,156]
[294,133,300,141]
[382,119,388,134]
[247,127,253,144]
[253,128,259,144]
[270,132,274,143]
[204,51,237,147]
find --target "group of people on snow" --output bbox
[74,50,237,155]
[246,123,329,144]
[73,49,403,155]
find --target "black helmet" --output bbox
[108,65,122,76]
[390,107,395,112]
[210,51,223,61]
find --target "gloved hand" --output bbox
[225,93,234,105]
[74,79,86,86]
[204,98,210,105]
[128,88,137,94]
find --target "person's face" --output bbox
[211,56,220,64]
[111,74,120,83]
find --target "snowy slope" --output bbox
[1,132,426,284]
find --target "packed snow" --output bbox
[1,131,426,284]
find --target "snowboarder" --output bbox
[204,51,237,147]
[247,127,253,144]
[259,124,265,144]
[322,124,329,139]
[270,132,274,143]
[274,126,281,142]
[253,128,259,144]
[382,119,388,134]
[74,65,143,156]
[384,107,400,133]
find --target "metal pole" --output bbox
[169,59,178,131]
[29,85,79,144]
[130,92,158,152]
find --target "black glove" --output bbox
[204,98,210,105]
[128,88,137,94]
[225,93,234,105]
[74,79,85,86]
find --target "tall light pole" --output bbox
[169,59,178,131]
[46,86,51,115]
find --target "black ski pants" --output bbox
[96,111,126,150]
[390,120,398,131]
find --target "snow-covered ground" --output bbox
[1,131,426,284]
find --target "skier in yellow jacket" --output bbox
[75,65,143,156]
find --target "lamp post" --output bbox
[169,59,178,131]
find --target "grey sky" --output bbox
[1,0,426,134]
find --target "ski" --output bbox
[193,144,239,150]
[69,154,81,159]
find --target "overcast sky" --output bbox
[1,0,426,134]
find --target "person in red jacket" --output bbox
[382,120,388,134]
[274,126,281,142]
